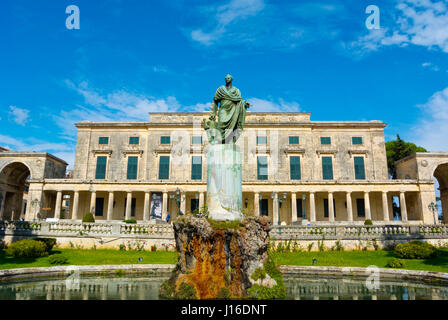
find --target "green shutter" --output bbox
[191,156,202,180]
[289,136,299,144]
[129,137,139,145]
[192,136,203,145]
[98,137,109,145]
[354,156,366,180]
[159,156,170,180]
[127,156,138,180]
[290,156,301,180]
[257,156,268,180]
[95,156,107,179]
[160,136,170,144]
[322,156,333,180]
[257,136,267,144]
[320,137,331,145]
[352,137,363,145]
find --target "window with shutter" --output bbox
[160,136,171,144]
[322,156,333,180]
[256,136,267,144]
[159,156,170,180]
[98,137,109,145]
[95,156,107,179]
[129,137,140,145]
[192,136,203,145]
[290,156,301,180]
[191,156,202,180]
[127,156,138,180]
[352,137,363,145]
[320,137,331,145]
[289,136,299,144]
[257,156,268,180]
[354,156,366,180]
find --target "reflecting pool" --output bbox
[0,274,447,300]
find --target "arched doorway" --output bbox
[433,162,448,224]
[0,162,31,221]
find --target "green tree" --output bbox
[386,134,427,179]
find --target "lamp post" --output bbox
[428,201,438,225]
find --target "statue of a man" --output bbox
[208,74,250,144]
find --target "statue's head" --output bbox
[225,74,233,84]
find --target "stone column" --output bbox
[328,192,335,222]
[199,192,205,209]
[90,191,96,214]
[162,192,168,220]
[0,191,6,220]
[291,193,297,223]
[364,191,371,220]
[310,192,316,222]
[180,192,186,215]
[346,191,353,222]
[54,191,62,219]
[107,191,114,221]
[143,192,150,222]
[72,191,80,220]
[254,193,259,216]
[273,192,279,225]
[382,191,389,222]
[400,191,408,222]
[125,192,132,220]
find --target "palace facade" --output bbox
[1,112,447,225]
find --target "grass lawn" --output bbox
[0,249,178,270]
[271,248,448,273]
[1,248,447,273]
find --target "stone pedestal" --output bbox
[159,215,281,299]
[207,144,243,221]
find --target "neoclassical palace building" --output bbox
[0,112,447,225]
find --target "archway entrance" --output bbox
[0,162,30,221]
[433,163,448,224]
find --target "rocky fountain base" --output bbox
[159,215,285,299]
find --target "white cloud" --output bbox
[8,106,30,126]
[348,0,448,54]
[247,98,301,112]
[0,134,75,168]
[189,0,265,46]
[421,61,440,71]
[412,86,448,151]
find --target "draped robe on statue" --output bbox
[214,86,247,143]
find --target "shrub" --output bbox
[122,219,137,224]
[174,283,198,300]
[217,287,231,300]
[248,256,286,300]
[6,239,48,258]
[35,238,57,253]
[82,212,95,223]
[386,258,405,268]
[48,254,69,265]
[251,267,267,281]
[151,245,157,252]
[364,219,373,226]
[394,241,437,259]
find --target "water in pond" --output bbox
[0,274,447,300]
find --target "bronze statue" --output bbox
[204,74,250,144]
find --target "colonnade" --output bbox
[47,188,411,225]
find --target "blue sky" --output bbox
[1,0,448,168]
